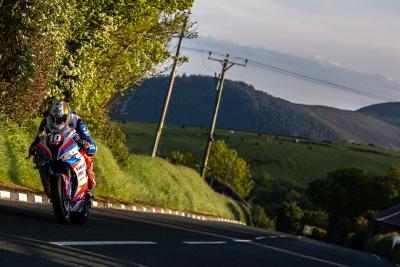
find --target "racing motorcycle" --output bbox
[32,127,91,224]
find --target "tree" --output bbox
[207,140,253,198]
[251,204,274,229]
[276,202,304,234]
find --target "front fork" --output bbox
[54,169,71,201]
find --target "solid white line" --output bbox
[183,241,227,245]
[0,191,11,199]
[18,193,28,202]
[50,241,157,246]
[233,239,252,243]
[255,236,266,240]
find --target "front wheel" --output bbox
[51,175,70,224]
[70,203,89,225]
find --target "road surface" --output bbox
[0,199,395,266]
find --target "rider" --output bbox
[29,101,97,197]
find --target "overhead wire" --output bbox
[181,46,397,102]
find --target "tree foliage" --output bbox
[207,140,253,198]
[276,201,304,234]
[251,204,274,229]
[1,0,193,129]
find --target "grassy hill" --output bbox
[112,75,400,149]
[119,121,400,187]
[358,102,400,128]
[0,118,247,222]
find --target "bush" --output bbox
[207,140,253,198]
[251,204,274,229]
[276,202,304,234]
[311,227,327,240]
[302,210,329,229]
[167,150,199,170]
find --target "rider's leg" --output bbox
[39,166,51,198]
[80,150,96,190]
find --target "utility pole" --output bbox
[151,15,189,157]
[200,53,247,178]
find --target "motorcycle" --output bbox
[32,127,90,224]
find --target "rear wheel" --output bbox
[51,175,70,224]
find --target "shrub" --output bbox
[251,204,274,229]
[207,140,253,198]
[276,202,304,234]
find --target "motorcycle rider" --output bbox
[29,101,97,197]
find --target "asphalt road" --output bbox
[0,199,395,267]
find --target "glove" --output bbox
[29,145,36,156]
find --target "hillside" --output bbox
[0,118,247,222]
[119,121,400,185]
[357,102,400,128]
[112,75,400,149]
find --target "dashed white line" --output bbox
[233,239,252,243]
[183,241,227,245]
[371,253,381,261]
[51,241,157,246]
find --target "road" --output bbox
[0,199,395,267]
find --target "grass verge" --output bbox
[0,118,248,222]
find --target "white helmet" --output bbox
[49,101,70,130]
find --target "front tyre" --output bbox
[51,175,70,224]
[70,203,89,225]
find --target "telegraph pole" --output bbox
[151,15,189,157]
[200,53,247,178]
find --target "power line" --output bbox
[182,46,396,102]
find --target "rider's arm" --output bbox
[30,119,47,147]
[75,118,97,155]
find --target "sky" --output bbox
[178,0,400,110]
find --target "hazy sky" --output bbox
[180,0,400,109]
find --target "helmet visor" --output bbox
[51,115,68,127]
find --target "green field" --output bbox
[0,118,248,222]
[119,121,400,187]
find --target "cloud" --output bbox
[191,0,400,80]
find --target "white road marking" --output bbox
[51,241,157,246]
[371,254,381,261]
[0,191,11,199]
[233,239,252,243]
[18,193,28,202]
[183,241,227,245]
[34,195,42,203]
[255,236,267,240]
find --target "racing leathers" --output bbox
[30,113,97,196]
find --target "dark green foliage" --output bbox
[251,204,274,229]
[167,150,199,170]
[307,168,396,217]
[276,202,304,234]
[302,210,329,230]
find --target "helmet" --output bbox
[49,101,70,130]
